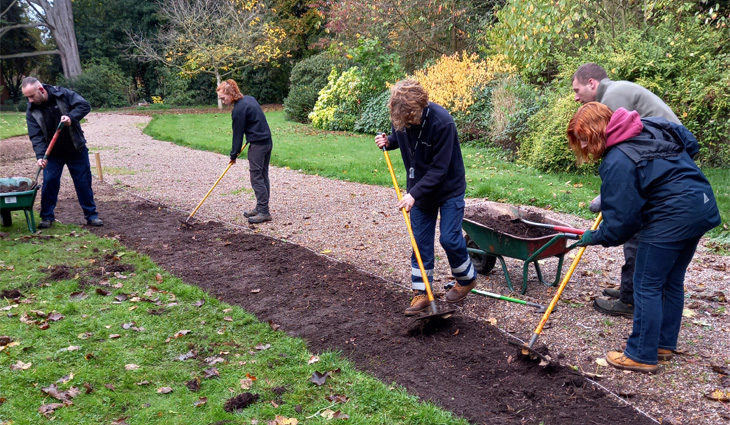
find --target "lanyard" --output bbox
[405,106,429,179]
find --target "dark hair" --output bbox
[388,79,429,131]
[572,63,608,84]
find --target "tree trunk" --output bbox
[25,0,82,78]
[215,71,222,110]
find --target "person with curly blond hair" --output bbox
[375,79,477,316]
[568,102,720,373]
[217,79,273,224]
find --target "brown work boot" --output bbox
[658,348,674,361]
[404,294,430,316]
[606,351,659,373]
[444,280,477,303]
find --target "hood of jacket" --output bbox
[605,107,643,147]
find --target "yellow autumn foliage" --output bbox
[412,52,515,114]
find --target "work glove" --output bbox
[589,195,601,213]
[576,230,594,247]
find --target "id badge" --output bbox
[409,167,415,179]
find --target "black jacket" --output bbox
[230,96,272,159]
[386,102,466,208]
[26,84,91,159]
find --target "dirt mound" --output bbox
[0,181,31,193]
[0,288,23,300]
[56,196,656,425]
[223,392,259,412]
[465,208,556,238]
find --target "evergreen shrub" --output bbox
[284,52,344,123]
[60,59,130,108]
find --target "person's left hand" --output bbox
[397,193,415,212]
[576,229,594,246]
[60,115,71,126]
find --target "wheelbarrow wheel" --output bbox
[466,235,496,275]
[1,210,11,227]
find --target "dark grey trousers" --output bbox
[248,140,272,214]
[621,234,638,304]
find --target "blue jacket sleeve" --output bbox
[591,153,645,247]
[408,121,456,201]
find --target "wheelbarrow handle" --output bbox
[519,218,585,235]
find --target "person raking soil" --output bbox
[374,79,477,316]
[568,102,721,373]
[216,79,273,224]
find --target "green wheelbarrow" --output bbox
[463,201,581,294]
[0,177,40,233]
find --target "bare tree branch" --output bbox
[1,0,19,19]
[0,21,43,39]
[0,48,58,59]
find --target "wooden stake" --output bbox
[94,152,103,182]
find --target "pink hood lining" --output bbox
[606,107,643,148]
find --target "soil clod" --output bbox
[223,392,259,412]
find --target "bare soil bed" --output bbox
[50,187,654,425]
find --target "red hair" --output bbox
[216,79,243,101]
[566,102,613,165]
[389,79,429,131]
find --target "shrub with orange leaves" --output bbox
[412,52,515,114]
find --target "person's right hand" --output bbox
[375,133,388,149]
[37,158,47,168]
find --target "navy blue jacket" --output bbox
[386,102,466,208]
[26,84,91,159]
[230,96,271,159]
[592,117,721,246]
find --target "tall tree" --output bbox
[0,0,82,77]
[129,0,286,108]
[0,0,44,101]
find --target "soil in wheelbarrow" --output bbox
[465,209,556,239]
[0,181,31,193]
[52,193,654,425]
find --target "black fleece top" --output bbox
[385,102,466,208]
[230,96,271,159]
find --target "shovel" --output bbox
[519,212,603,362]
[381,141,455,322]
[183,142,249,224]
[31,122,65,189]
[443,282,547,313]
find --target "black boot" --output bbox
[593,298,633,318]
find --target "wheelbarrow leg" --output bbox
[24,209,37,233]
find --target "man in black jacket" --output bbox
[22,77,102,228]
[217,79,273,224]
[375,79,477,316]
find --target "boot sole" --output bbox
[606,358,660,374]
[593,301,633,318]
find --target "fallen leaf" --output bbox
[326,394,349,403]
[109,334,121,339]
[240,378,253,389]
[707,389,730,402]
[596,358,609,367]
[308,355,320,365]
[174,329,191,338]
[124,364,140,371]
[320,249,332,254]
[487,317,498,326]
[48,313,64,322]
[255,343,271,351]
[176,350,196,361]
[41,384,80,402]
[223,316,233,322]
[193,299,205,307]
[39,402,66,418]
[57,373,74,384]
[251,288,261,294]
[64,345,81,352]
[682,308,697,318]
[203,367,219,379]
[156,386,173,394]
[10,360,32,370]
[273,415,298,425]
[155,273,163,283]
[309,371,330,386]
[186,378,200,392]
[96,288,111,296]
[136,380,150,386]
[70,291,87,300]
[194,397,207,407]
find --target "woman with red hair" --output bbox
[567,102,720,373]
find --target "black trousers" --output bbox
[248,140,272,214]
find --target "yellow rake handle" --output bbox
[526,212,603,349]
[382,148,436,305]
[185,143,248,222]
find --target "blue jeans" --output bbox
[41,146,98,222]
[409,195,476,291]
[624,236,701,364]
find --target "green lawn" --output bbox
[145,110,728,240]
[0,219,468,424]
[0,111,27,139]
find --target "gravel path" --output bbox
[2,112,728,424]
